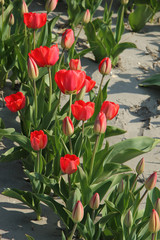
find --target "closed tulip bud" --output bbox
[155,199,160,216]
[28,57,39,80]
[118,179,124,193]
[94,112,107,134]
[83,9,90,24]
[99,57,112,75]
[0,0,4,5]
[21,0,28,15]
[121,0,129,5]
[61,29,75,50]
[69,59,81,70]
[136,157,145,175]
[45,0,58,13]
[76,85,86,101]
[145,172,157,191]
[89,193,100,210]
[149,209,160,233]
[72,201,84,223]
[62,116,74,136]
[9,13,14,26]
[124,210,133,228]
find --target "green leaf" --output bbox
[112,42,137,60]
[115,5,125,43]
[129,4,153,32]
[0,118,5,129]
[0,146,29,163]
[139,74,160,87]
[105,125,126,137]
[25,234,35,240]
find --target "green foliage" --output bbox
[139,74,160,88]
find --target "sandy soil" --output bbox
[0,0,160,239]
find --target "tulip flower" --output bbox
[83,75,96,93]
[71,100,95,121]
[24,12,47,29]
[60,154,80,174]
[29,44,59,67]
[149,209,160,233]
[62,116,74,136]
[155,198,160,216]
[83,9,90,24]
[94,112,107,134]
[100,101,119,120]
[61,29,75,50]
[89,193,100,210]
[9,13,14,26]
[69,59,82,70]
[99,57,112,75]
[21,0,28,15]
[28,57,39,80]
[30,130,48,151]
[136,157,145,175]
[145,172,157,191]
[4,92,26,112]
[54,69,86,94]
[72,201,84,223]
[45,0,58,12]
[124,210,133,228]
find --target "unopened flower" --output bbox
[21,0,28,15]
[89,193,100,210]
[28,57,39,80]
[45,0,58,12]
[69,59,81,70]
[72,201,84,223]
[83,9,90,24]
[136,157,145,175]
[94,112,107,134]
[145,172,157,191]
[118,179,124,193]
[61,29,75,50]
[99,57,112,75]
[121,0,129,5]
[149,209,160,233]
[124,210,133,228]
[9,13,14,26]
[62,116,74,136]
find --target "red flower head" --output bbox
[100,101,119,120]
[71,100,95,121]
[99,57,112,75]
[54,69,86,94]
[30,130,48,151]
[83,75,96,93]
[60,154,80,174]
[61,29,75,49]
[28,44,59,67]
[24,12,47,29]
[4,92,26,112]
[94,112,107,134]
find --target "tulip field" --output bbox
[0,0,160,239]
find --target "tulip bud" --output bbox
[155,199,160,216]
[62,116,74,136]
[61,29,75,50]
[76,85,86,101]
[118,179,124,193]
[72,201,84,223]
[121,0,129,5]
[28,57,39,80]
[69,59,81,70]
[149,209,160,233]
[145,172,157,191]
[9,13,14,26]
[89,193,100,210]
[99,57,112,75]
[124,210,133,228]
[94,112,107,134]
[136,157,145,175]
[21,0,28,16]
[0,0,4,5]
[83,9,90,24]
[45,0,58,13]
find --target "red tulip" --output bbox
[30,130,48,151]
[24,12,47,29]
[71,100,95,121]
[45,0,58,12]
[61,29,75,49]
[145,172,157,191]
[62,116,74,136]
[72,201,84,223]
[28,57,39,80]
[54,69,86,94]
[83,75,96,93]
[69,59,81,70]
[100,101,119,120]
[99,57,112,75]
[29,44,59,67]
[94,112,107,134]
[4,92,26,112]
[60,154,80,174]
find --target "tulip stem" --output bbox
[33,79,38,128]
[74,24,83,48]
[33,30,36,49]
[89,134,100,182]
[68,223,77,240]
[69,136,73,154]
[37,151,40,174]
[68,174,71,193]
[2,2,4,26]
[108,0,114,15]
[82,121,85,139]
[92,210,95,222]
[19,110,28,136]
[58,48,65,70]
[98,74,105,96]
[69,94,72,118]
[48,67,52,112]
[152,233,155,240]
[133,189,147,217]
[130,174,139,192]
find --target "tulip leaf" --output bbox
[36,24,48,48]
[112,42,137,60]
[105,125,126,137]
[0,118,5,129]
[25,234,35,240]
[115,5,125,43]
[99,212,119,226]
[139,74,160,87]
[0,146,29,163]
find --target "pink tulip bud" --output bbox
[69,59,82,70]
[9,13,14,26]
[94,112,107,134]
[149,209,160,233]
[28,57,39,80]
[61,29,75,50]
[62,116,74,136]
[99,57,112,75]
[21,0,28,16]
[1,0,4,5]
[124,210,133,228]
[118,179,124,193]
[45,0,58,13]
[136,157,145,175]
[72,201,84,223]
[83,9,90,24]
[155,199,160,216]
[89,193,100,210]
[145,172,157,191]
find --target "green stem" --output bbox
[108,0,114,15]
[33,30,36,49]
[37,151,40,174]
[92,210,95,222]
[36,212,41,221]
[89,134,100,182]
[69,136,73,154]
[33,79,38,128]
[82,120,85,139]
[154,232,157,240]
[68,174,71,193]
[130,174,139,192]
[68,223,77,240]
[69,94,72,118]
[48,67,52,112]
[152,233,155,240]
[19,110,28,136]
[133,189,148,217]
[75,24,83,47]
[116,4,125,43]
[2,2,4,26]
[24,24,27,37]
[58,48,65,70]
[98,74,105,94]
